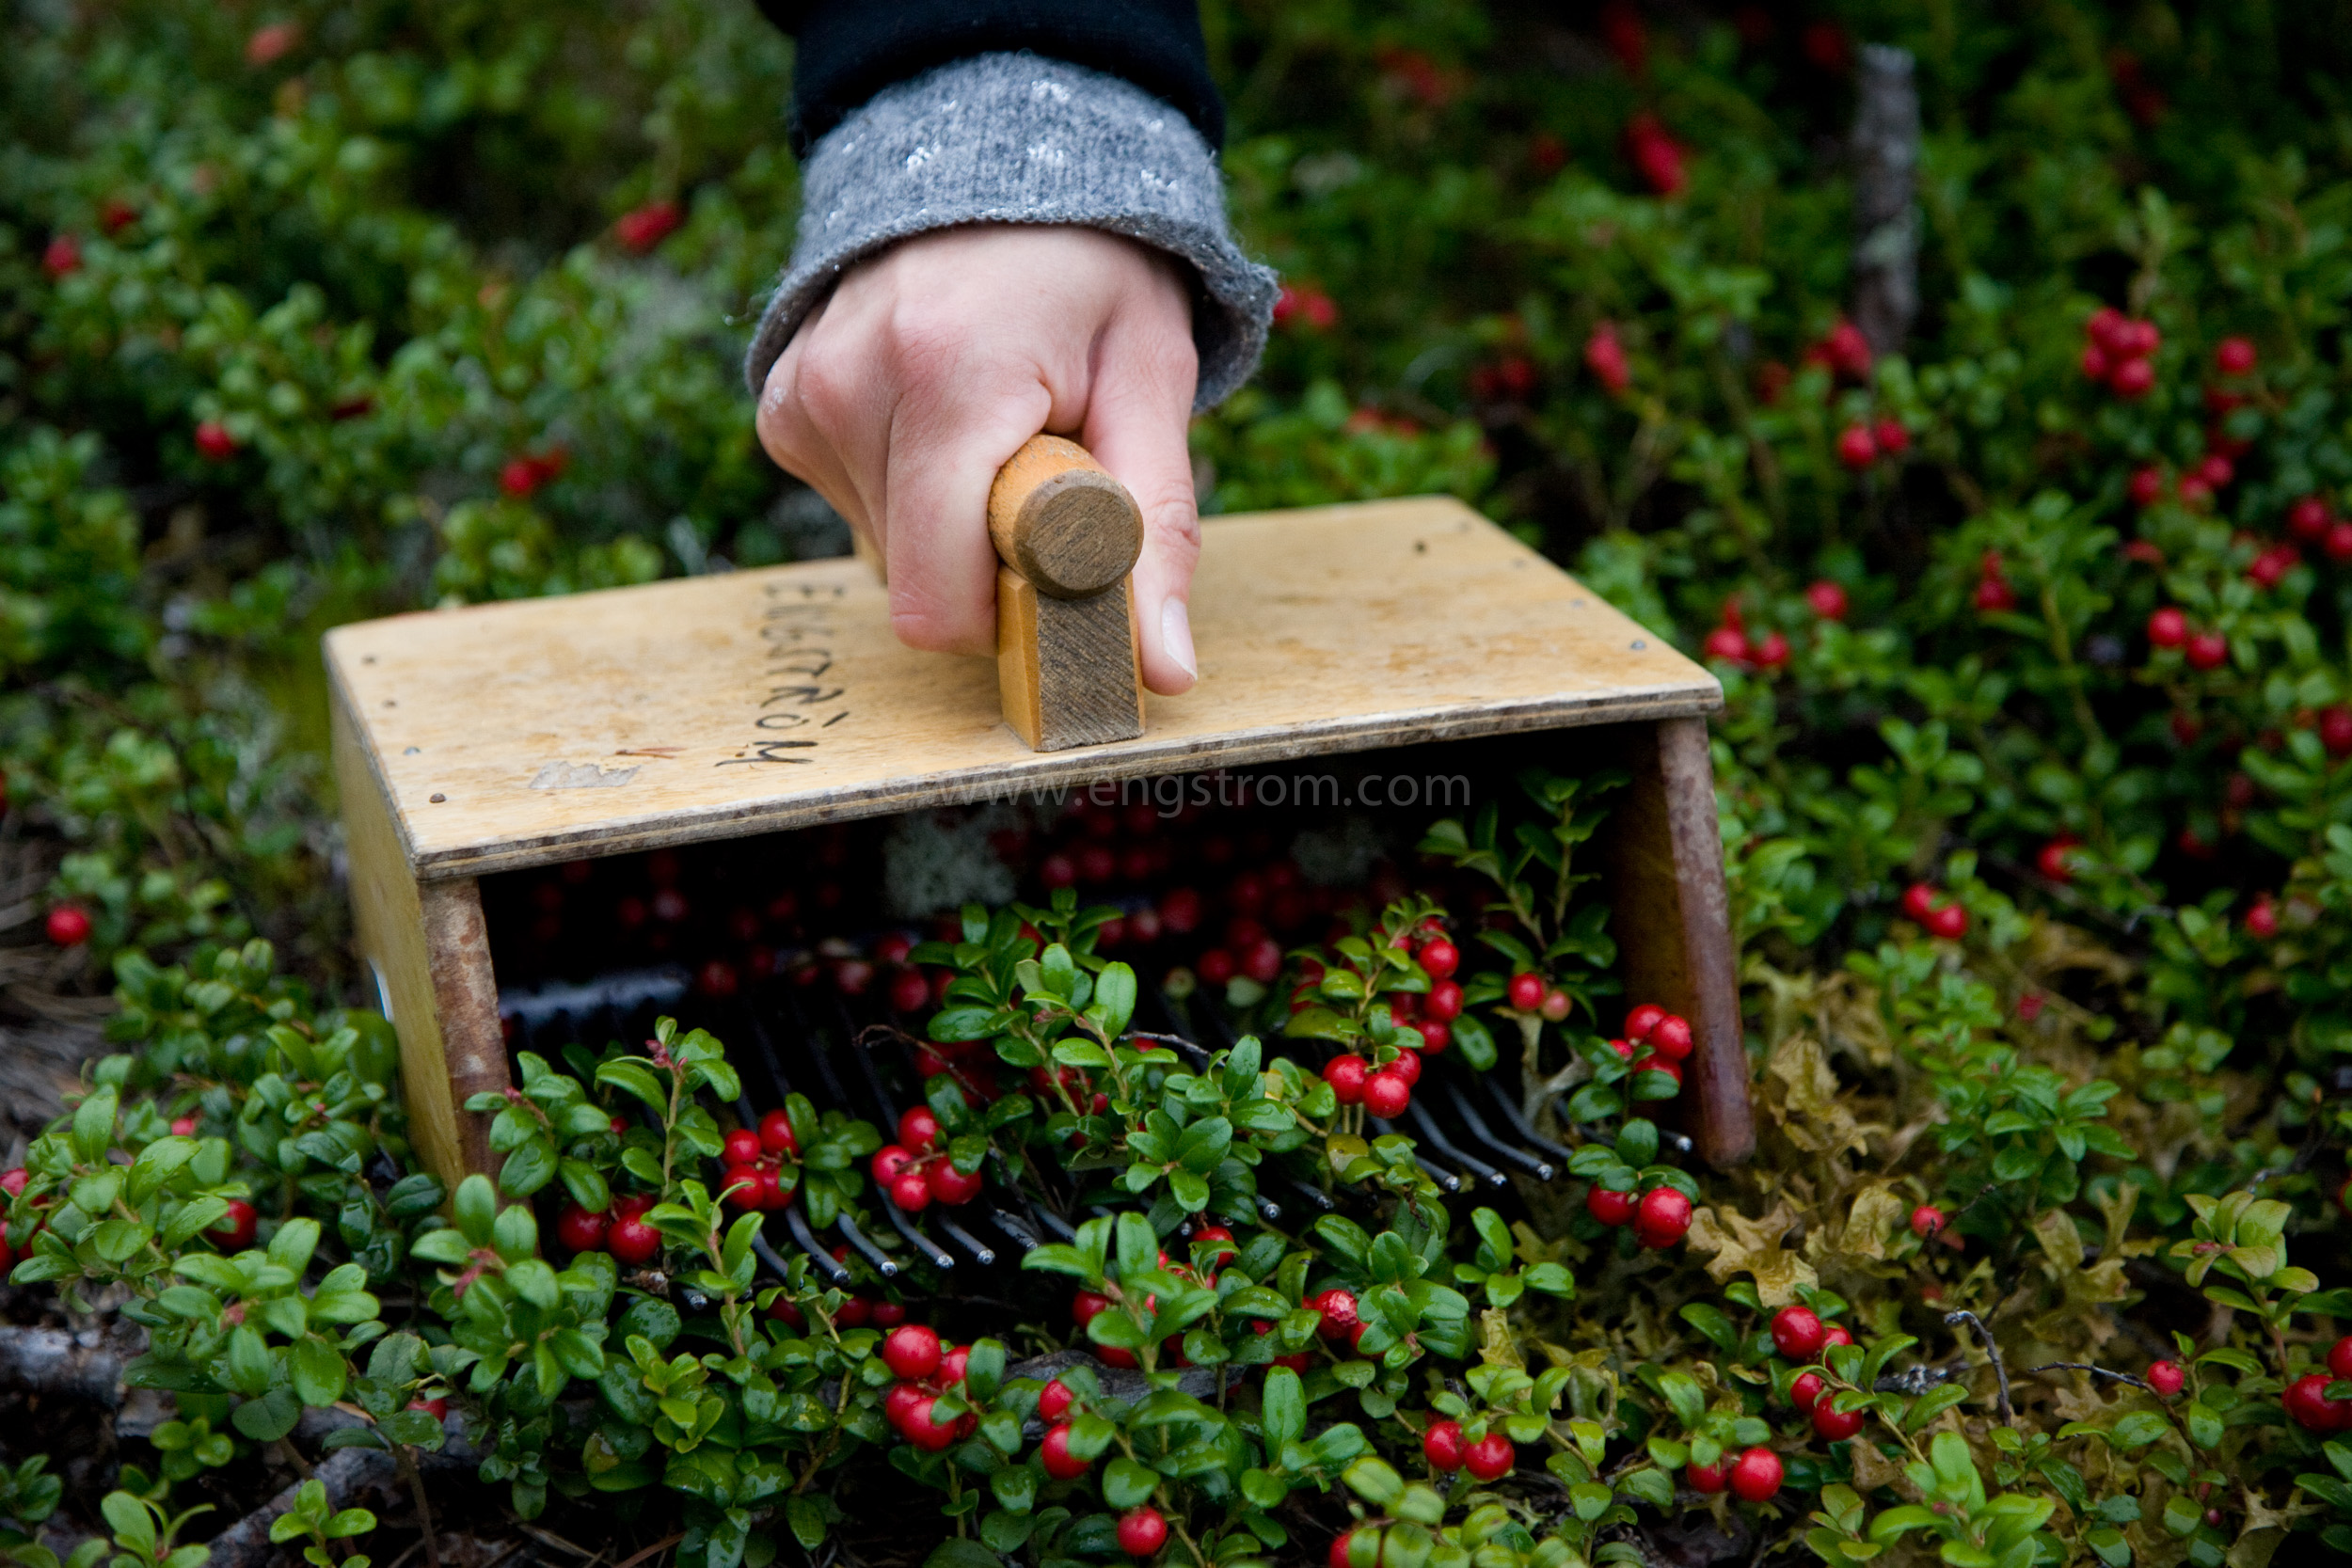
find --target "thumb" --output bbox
[1079,317,1202,697]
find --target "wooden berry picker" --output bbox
[307,435,1754,1564]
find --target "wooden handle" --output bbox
[988,436,1145,600]
[990,435,1146,752]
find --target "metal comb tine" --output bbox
[751,1232,799,1286]
[933,1213,997,1265]
[1255,1194,1282,1222]
[878,1200,954,1271]
[835,1212,898,1277]
[1367,1119,1461,1192]
[786,1205,853,1283]
[1444,1081,1553,1180]
[1403,1098,1509,1188]
[1284,1178,1337,1212]
[988,1209,1041,1251]
[1484,1075,1572,1161]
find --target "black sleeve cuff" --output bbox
[755,0,1223,154]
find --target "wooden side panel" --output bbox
[420,879,510,1179]
[332,676,508,1191]
[1601,717,1754,1168]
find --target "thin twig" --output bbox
[2026,1361,2151,1392]
[610,1532,685,1568]
[1944,1309,2013,1424]
[393,1444,440,1568]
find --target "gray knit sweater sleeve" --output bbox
[743,52,1279,410]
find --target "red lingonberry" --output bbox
[1417,939,1459,979]
[2283,1373,2351,1433]
[614,200,682,253]
[1038,1379,1077,1423]
[42,235,81,279]
[2215,337,2257,375]
[2245,897,2279,940]
[1649,1014,1693,1060]
[1910,1205,1946,1238]
[1634,1186,1692,1247]
[872,1145,916,1185]
[555,1202,610,1253]
[1312,1289,1360,1341]
[1872,419,1909,455]
[1624,1003,1665,1041]
[882,1324,943,1381]
[1790,1371,1826,1412]
[760,1108,798,1157]
[2109,356,2155,398]
[888,968,931,1013]
[169,1116,198,1137]
[2148,1361,2185,1397]
[2289,496,2332,540]
[608,1213,660,1265]
[2129,467,2167,508]
[1811,1401,1867,1441]
[2148,607,2187,648]
[723,1129,762,1166]
[210,1199,259,1251]
[1363,1071,1411,1118]
[1422,1419,1466,1471]
[2185,630,2229,671]
[898,1106,942,1153]
[1752,630,1790,671]
[889,1170,932,1211]
[1584,323,1630,393]
[1040,1422,1090,1480]
[194,420,239,461]
[44,906,90,946]
[1687,1460,1726,1494]
[1771,1306,1827,1360]
[1117,1508,1168,1558]
[1805,579,1849,620]
[1506,973,1545,1009]
[1728,1448,1784,1502]
[1587,1185,1636,1227]
[1702,625,1751,664]
[2329,1337,2352,1381]
[2087,308,2128,356]
[1926,903,1969,941]
[1464,1433,1516,1481]
[2080,342,2110,380]
[1974,575,2017,613]
[2318,705,2352,759]
[2037,837,2079,881]
[1424,979,1463,1021]
[1323,1055,1369,1105]
[1836,423,1878,469]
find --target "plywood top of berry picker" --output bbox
[325,496,1721,879]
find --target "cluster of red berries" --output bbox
[879,1324,977,1451]
[555,1192,662,1265]
[1686,1447,1782,1500]
[1971,551,2016,614]
[1700,598,1789,673]
[1899,881,1969,941]
[719,1108,803,1212]
[1621,112,1686,197]
[1834,418,1909,471]
[1584,322,1630,395]
[2282,1337,2352,1431]
[2034,836,2084,884]
[1604,1001,1693,1093]
[1033,1371,1168,1559]
[2082,309,2161,399]
[1317,936,1465,1119]
[2284,494,2352,566]
[613,200,681,254]
[1585,1182,1692,1248]
[45,905,90,946]
[1770,1306,1865,1440]
[1069,1233,1243,1369]
[2145,606,2231,672]
[1420,1418,1516,1481]
[1466,356,1537,404]
[499,447,569,499]
[872,1106,984,1212]
[1273,282,1340,332]
[1802,319,1873,384]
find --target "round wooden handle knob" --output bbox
[987,435,1144,599]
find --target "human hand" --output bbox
[756,226,1202,694]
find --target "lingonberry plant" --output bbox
[8,1,2352,1564]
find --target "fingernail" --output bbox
[1160,598,1198,684]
